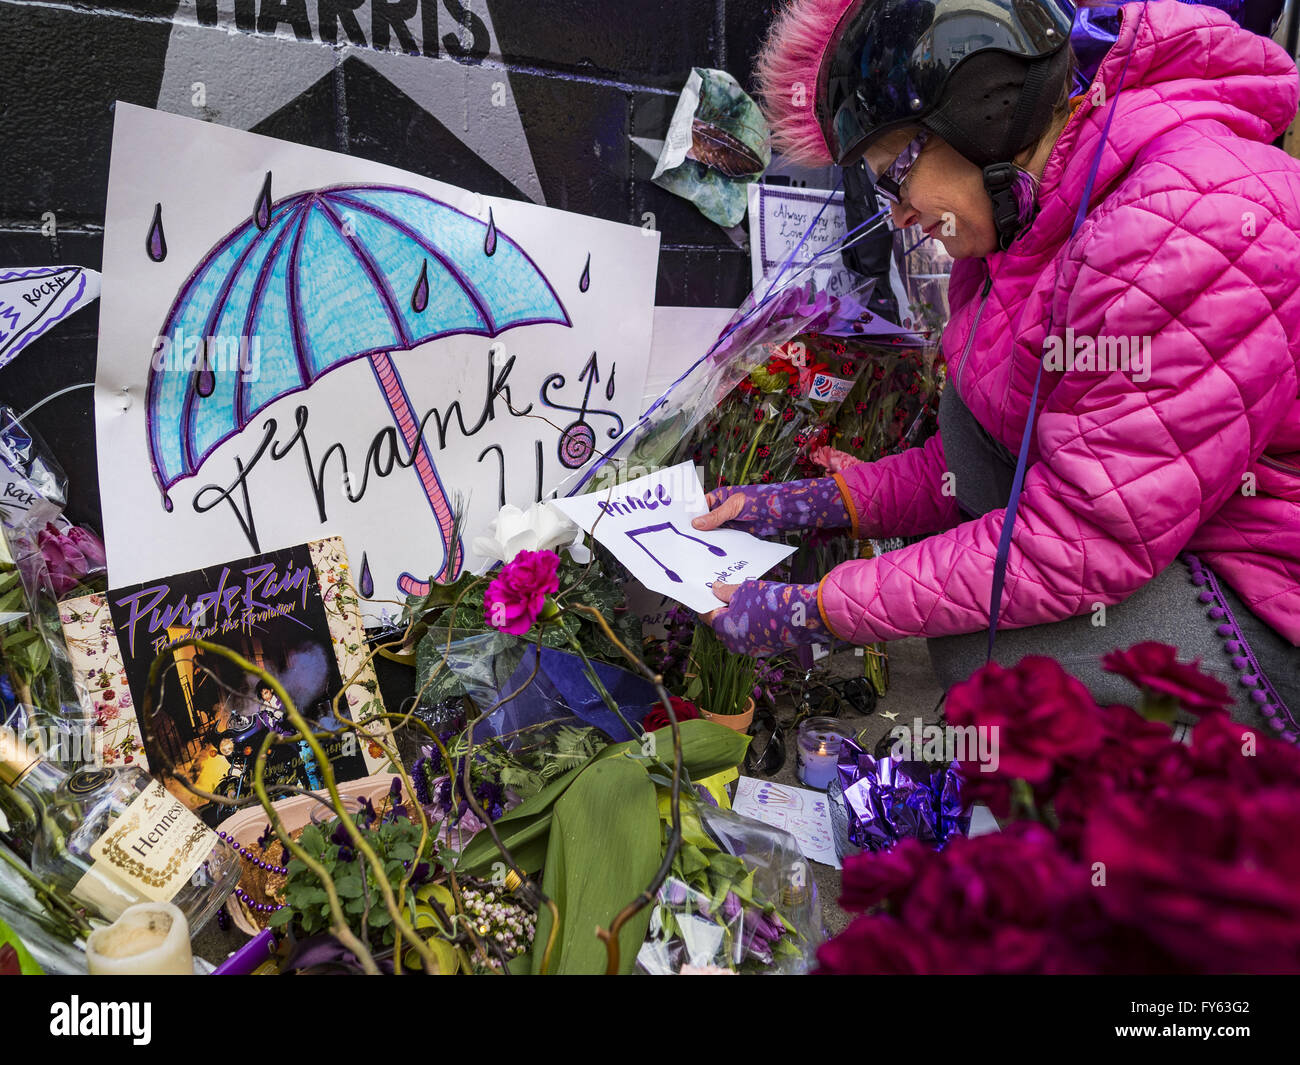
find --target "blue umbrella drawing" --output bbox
[146,182,572,595]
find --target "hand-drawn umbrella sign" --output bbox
[145,178,572,597]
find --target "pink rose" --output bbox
[483,549,561,636]
[945,656,1103,786]
[1101,641,1231,716]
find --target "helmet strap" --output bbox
[983,162,1024,251]
[988,55,1052,249]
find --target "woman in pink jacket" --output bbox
[697,0,1300,738]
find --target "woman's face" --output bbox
[864,128,999,259]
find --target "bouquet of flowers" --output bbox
[820,644,1300,975]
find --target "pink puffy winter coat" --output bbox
[818,2,1300,646]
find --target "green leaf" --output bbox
[335,875,364,898]
[530,756,660,975]
[299,824,325,855]
[597,718,749,780]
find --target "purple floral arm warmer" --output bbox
[709,580,831,657]
[707,478,852,537]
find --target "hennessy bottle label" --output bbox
[73,780,213,919]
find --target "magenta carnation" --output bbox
[483,549,560,635]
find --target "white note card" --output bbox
[552,462,795,614]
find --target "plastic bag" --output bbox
[637,804,824,974]
[0,406,67,529]
[429,628,658,744]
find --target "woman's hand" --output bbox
[690,478,852,537]
[700,579,831,656]
[691,488,749,533]
[700,579,738,624]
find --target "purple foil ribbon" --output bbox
[835,736,968,852]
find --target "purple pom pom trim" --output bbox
[1183,552,1296,744]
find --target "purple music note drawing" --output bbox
[624,522,727,583]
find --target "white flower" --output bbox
[471,501,592,565]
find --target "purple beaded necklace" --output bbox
[1184,552,1297,745]
[219,829,287,914]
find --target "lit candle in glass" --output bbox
[797,717,846,791]
[85,901,193,976]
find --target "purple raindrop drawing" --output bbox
[194,349,216,398]
[254,172,273,231]
[147,203,167,262]
[484,207,497,256]
[579,252,591,292]
[411,259,429,313]
[358,551,374,598]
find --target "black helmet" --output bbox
[816,0,1074,246]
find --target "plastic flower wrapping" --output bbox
[557,259,882,496]
[637,803,823,975]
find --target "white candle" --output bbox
[85,901,193,976]
[797,718,847,791]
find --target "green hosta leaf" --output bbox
[531,756,660,975]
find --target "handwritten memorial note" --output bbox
[552,462,794,613]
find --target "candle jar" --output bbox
[796,717,847,791]
[85,901,193,976]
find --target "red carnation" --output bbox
[944,656,1103,786]
[1081,782,1300,973]
[839,839,931,913]
[1101,642,1231,716]
[816,914,954,975]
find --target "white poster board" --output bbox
[95,103,658,625]
[551,462,794,614]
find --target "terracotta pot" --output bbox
[217,773,403,936]
[701,697,755,732]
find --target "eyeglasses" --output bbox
[795,671,879,722]
[869,129,929,206]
